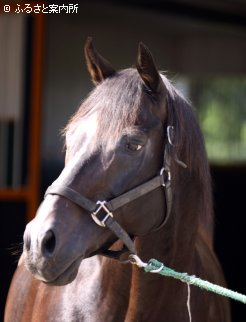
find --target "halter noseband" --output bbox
[44,126,184,259]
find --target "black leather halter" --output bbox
[44,127,181,258]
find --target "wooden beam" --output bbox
[0,188,29,200]
[0,6,45,222]
[27,12,45,222]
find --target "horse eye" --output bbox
[126,143,143,152]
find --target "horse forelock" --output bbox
[64,69,143,148]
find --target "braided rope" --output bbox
[143,258,246,304]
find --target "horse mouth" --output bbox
[28,256,83,286]
[52,260,82,285]
[48,256,84,286]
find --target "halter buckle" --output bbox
[91,201,113,227]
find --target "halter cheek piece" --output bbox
[45,126,186,259]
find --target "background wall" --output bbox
[42,2,246,167]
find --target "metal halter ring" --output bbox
[160,168,171,187]
[91,201,113,227]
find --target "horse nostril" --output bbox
[41,230,56,258]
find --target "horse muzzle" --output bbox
[23,224,84,285]
[22,197,90,285]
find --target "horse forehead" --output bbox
[66,112,99,147]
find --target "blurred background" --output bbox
[1,0,246,320]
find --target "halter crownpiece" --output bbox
[44,126,187,259]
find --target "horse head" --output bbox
[23,39,173,285]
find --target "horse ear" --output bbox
[84,37,116,85]
[136,42,163,93]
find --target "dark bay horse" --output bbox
[5,39,230,322]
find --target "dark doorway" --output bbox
[212,165,246,321]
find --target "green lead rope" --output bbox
[144,258,246,304]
